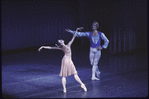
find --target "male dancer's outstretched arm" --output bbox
[65,28,90,38]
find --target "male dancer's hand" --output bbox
[76,27,83,31]
[65,28,71,32]
[97,46,102,51]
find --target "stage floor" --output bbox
[2,46,148,98]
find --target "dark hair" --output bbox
[93,21,99,29]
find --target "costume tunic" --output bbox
[69,30,109,67]
[59,45,77,77]
[69,30,109,49]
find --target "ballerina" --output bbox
[38,27,87,93]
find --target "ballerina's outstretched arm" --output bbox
[38,45,61,52]
[67,27,83,46]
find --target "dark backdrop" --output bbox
[2,0,147,54]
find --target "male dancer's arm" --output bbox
[65,29,90,38]
[100,33,109,49]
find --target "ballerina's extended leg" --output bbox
[74,74,87,91]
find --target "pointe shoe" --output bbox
[63,89,66,93]
[81,84,87,91]
[91,77,100,80]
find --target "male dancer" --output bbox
[65,21,109,80]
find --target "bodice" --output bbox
[62,45,71,56]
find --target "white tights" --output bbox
[89,47,101,79]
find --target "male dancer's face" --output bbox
[92,23,97,30]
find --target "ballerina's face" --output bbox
[58,39,64,45]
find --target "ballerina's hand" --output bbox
[38,47,43,52]
[55,44,59,48]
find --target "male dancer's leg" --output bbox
[89,48,94,66]
[93,50,101,78]
[89,48,99,80]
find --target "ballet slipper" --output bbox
[81,84,87,91]
[63,88,66,93]
[91,77,100,80]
